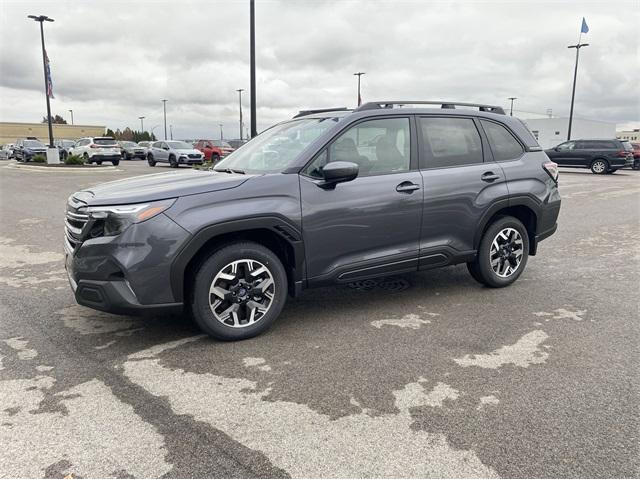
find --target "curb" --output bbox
[5,161,120,173]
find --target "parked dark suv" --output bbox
[14,138,47,162]
[545,138,633,174]
[64,101,561,340]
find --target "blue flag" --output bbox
[581,17,589,34]
[45,49,54,99]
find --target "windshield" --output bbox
[167,141,193,149]
[24,140,45,148]
[212,140,232,148]
[215,117,340,173]
[121,141,137,147]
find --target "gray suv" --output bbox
[64,101,561,340]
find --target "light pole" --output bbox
[170,124,173,140]
[249,0,257,138]
[219,123,223,141]
[567,43,589,140]
[236,89,244,141]
[508,97,517,116]
[138,116,145,133]
[28,14,55,156]
[353,72,365,106]
[161,99,168,140]
[150,125,160,141]
[68,109,74,125]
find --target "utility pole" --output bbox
[219,123,223,141]
[138,116,145,133]
[68,109,74,125]
[161,99,168,140]
[28,14,55,154]
[249,0,257,138]
[353,72,365,106]
[508,97,517,116]
[567,43,589,140]
[236,89,244,141]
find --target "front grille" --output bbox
[188,154,201,159]
[65,196,89,252]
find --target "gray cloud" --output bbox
[0,0,638,139]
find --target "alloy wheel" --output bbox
[208,259,275,328]
[489,227,524,278]
[592,160,606,174]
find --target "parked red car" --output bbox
[193,139,234,163]
[631,143,640,170]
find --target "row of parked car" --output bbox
[545,138,639,174]
[0,137,243,166]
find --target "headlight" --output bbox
[84,198,176,237]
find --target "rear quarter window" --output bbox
[480,120,524,162]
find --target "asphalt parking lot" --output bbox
[0,160,638,479]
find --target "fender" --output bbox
[170,215,305,302]
[473,195,542,251]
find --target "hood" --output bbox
[76,169,251,206]
[173,148,201,155]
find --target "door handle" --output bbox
[396,181,420,193]
[481,172,500,182]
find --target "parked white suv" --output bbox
[69,137,121,165]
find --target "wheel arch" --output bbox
[475,199,539,255]
[171,217,305,302]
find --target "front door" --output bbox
[299,117,423,283]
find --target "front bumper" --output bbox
[65,213,190,316]
[178,156,203,164]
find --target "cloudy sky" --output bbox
[0,0,638,139]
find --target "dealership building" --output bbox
[0,122,105,146]
[522,118,617,149]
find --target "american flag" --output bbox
[45,49,54,99]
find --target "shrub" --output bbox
[64,154,85,165]
[31,154,46,163]
[194,161,214,170]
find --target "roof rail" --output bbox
[355,101,506,115]
[293,107,349,118]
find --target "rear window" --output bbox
[93,138,117,146]
[24,140,45,148]
[212,140,232,148]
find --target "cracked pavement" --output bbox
[0,161,638,478]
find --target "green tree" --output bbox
[42,114,67,124]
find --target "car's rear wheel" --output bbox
[147,154,156,166]
[83,153,90,164]
[61,151,68,161]
[112,159,120,166]
[211,153,220,164]
[169,155,178,168]
[190,242,287,340]
[590,159,608,174]
[467,216,529,288]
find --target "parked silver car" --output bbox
[0,144,13,160]
[146,140,204,167]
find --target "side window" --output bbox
[557,141,574,151]
[480,120,524,162]
[152,142,161,148]
[419,117,483,168]
[304,117,410,178]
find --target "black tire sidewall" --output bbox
[474,216,529,288]
[191,242,288,340]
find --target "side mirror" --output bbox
[318,161,359,189]
[163,146,170,150]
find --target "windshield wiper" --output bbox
[213,168,245,175]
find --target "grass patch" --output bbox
[31,154,47,163]
[64,154,85,165]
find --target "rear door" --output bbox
[300,116,423,283]
[417,116,509,265]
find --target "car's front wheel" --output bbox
[467,216,529,288]
[190,242,288,340]
[169,155,178,168]
[147,154,156,166]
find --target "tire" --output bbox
[211,154,220,164]
[83,153,90,164]
[633,160,640,170]
[112,159,120,166]
[467,216,529,288]
[169,155,178,168]
[62,151,68,161]
[96,160,103,165]
[590,159,608,174]
[190,242,288,341]
[147,155,156,167]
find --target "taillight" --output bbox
[90,144,99,148]
[543,161,559,183]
